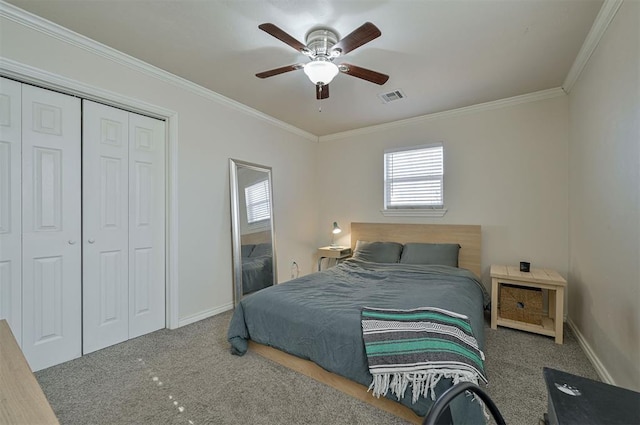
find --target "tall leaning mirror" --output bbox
[229,159,277,306]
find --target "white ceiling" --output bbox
[7,0,603,137]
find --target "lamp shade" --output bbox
[304,60,339,85]
[332,222,342,234]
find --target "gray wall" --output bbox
[315,95,570,289]
[568,0,639,391]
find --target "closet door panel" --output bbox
[129,113,165,338]
[82,100,130,354]
[0,77,22,344]
[21,85,81,371]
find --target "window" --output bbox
[384,143,444,213]
[245,179,271,223]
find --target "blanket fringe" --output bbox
[368,370,480,402]
[367,370,489,419]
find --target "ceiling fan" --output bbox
[255,22,389,100]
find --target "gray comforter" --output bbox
[227,259,490,422]
[241,255,273,294]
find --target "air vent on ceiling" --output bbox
[378,89,406,104]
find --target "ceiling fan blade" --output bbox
[339,63,389,85]
[256,64,304,79]
[259,23,307,52]
[331,22,381,55]
[316,84,329,100]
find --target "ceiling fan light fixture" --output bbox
[303,60,339,85]
[256,22,387,99]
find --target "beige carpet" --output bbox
[35,310,599,425]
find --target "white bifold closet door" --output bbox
[82,100,165,354]
[127,111,165,339]
[0,77,23,344]
[21,84,82,370]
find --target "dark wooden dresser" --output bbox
[0,320,59,424]
[544,367,640,425]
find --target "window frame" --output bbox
[382,142,447,217]
[244,179,271,225]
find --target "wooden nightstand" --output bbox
[490,264,567,344]
[317,246,352,271]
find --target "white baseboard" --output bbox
[177,303,234,328]
[567,318,615,385]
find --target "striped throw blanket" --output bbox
[361,306,487,404]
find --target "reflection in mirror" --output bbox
[229,159,277,306]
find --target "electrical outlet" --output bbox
[290,261,299,279]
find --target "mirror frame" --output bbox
[229,158,277,306]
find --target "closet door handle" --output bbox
[68,240,76,245]
[88,238,95,244]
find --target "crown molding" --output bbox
[0,57,178,120]
[562,0,623,93]
[319,87,566,142]
[0,0,318,142]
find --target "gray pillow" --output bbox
[353,240,403,263]
[241,244,255,258]
[249,243,272,257]
[399,243,460,267]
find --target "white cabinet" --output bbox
[0,78,165,370]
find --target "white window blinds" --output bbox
[384,143,444,209]
[245,179,271,223]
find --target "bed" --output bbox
[228,223,488,423]
[241,243,274,294]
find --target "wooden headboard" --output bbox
[350,223,481,278]
[241,230,272,245]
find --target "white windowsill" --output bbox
[380,208,448,217]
